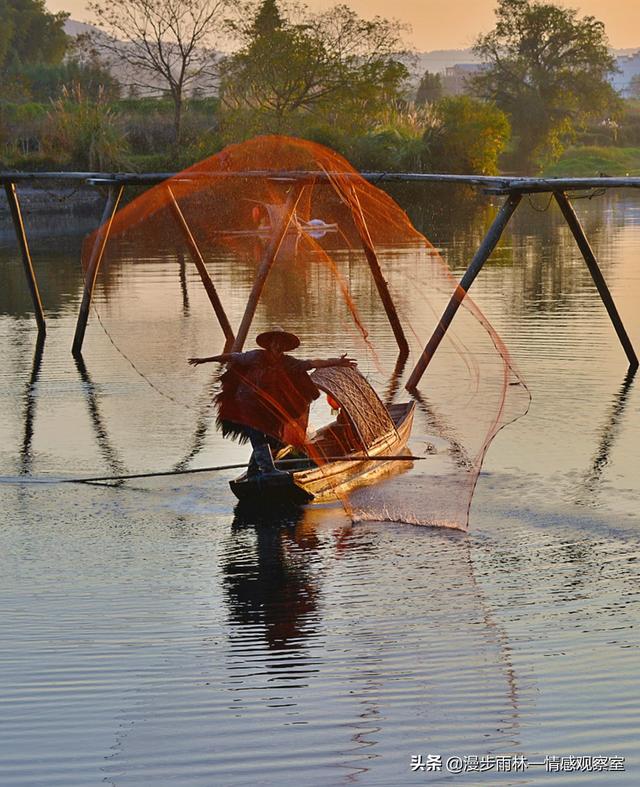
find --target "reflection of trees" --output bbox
[98,231,394,355]
[513,194,635,316]
[3,186,638,330]
[86,186,640,368]
[0,233,86,317]
[388,187,639,321]
[366,184,599,319]
[383,182,489,250]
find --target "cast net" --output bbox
[84,135,529,529]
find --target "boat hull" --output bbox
[229,401,415,505]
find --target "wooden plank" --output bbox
[3,170,640,193]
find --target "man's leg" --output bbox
[244,427,265,477]
[244,427,287,478]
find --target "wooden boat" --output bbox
[230,366,416,505]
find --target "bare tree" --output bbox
[87,0,227,142]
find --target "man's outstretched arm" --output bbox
[188,353,238,366]
[307,354,357,370]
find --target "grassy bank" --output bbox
[542,146,640,177]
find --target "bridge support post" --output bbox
[348,188,409,358]
[72,184,124,356]
[232,184,305,351]
[406,192,522,390]
[166,185,235,351]
[554,191,638,371]
[4,182,46,337]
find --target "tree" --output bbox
[1,0,69,70]
[425,96,511,174]
[250,0,283,36]
[219,0,410,134]
[87,0,228,143]
[472,0,618,168]
[0,0,69,99]
[416,71,442,105]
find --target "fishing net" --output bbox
[84,135,529,529]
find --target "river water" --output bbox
[1,187,639,785]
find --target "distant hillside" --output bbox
[62,21,640,98]
[414,46,639,76]
[63,18,216,97]
[414,49,480,76]
[64,19,99,38]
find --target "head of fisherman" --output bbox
[256,327,300,359]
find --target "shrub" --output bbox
[43,84,130,170]
[425,96,510,174]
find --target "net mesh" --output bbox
[84,135,530,530]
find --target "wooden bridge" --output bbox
[2,170,638,391]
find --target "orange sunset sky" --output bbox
[45,0,640,51]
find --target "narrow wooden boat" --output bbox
[230,367,416,505]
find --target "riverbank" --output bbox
[543,146,640,177]
[0,185,102,219]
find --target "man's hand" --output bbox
[306,355,359,370]
[188,353,233,366]
[335,354,357,369]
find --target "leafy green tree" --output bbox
[220,0,410,135]
[250,0,284,36]
[472,0,618,169]
[1,0,69,70]
[0,0,14,69]
[416,71,442,105]
[425,96,511,174]
[0,0,69,99]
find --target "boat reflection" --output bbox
[221,504,523,776]
[224,502,324,652]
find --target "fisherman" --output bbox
[189,328,356,478]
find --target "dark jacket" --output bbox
[216,349,320,445]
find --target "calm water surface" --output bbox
[1,188,639,784]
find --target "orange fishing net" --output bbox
[84,135,529,529]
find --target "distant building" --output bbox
[441,64,485,96]
[433,54,640,99]
[611,52,640,97]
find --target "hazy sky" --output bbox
[46,0,640,52]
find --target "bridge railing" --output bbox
[2,170,638,387]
